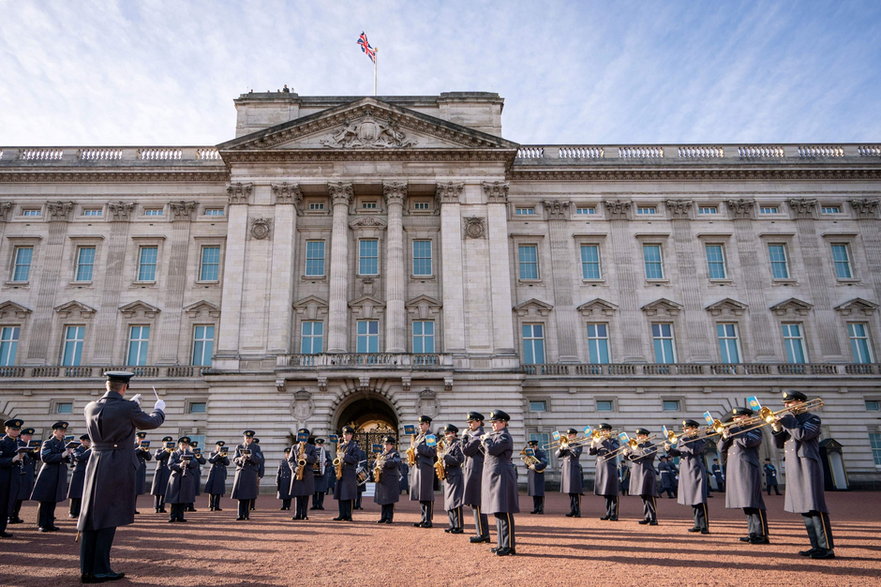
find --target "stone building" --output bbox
[1,91,879,488]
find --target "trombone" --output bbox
[598,435,655,463]
[723,398,825,438]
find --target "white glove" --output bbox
[153,399,166,412]
[131,394,142,406]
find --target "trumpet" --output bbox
[542,435,590,450]
[725,398,825,438]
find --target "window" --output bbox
[716,323,741,363]
[191,325,214,366]
[518,244,539,280]
[358,239,379,275]
[576,206,597,215]
[651,323,676,363]
[127,325,150,366]
[642,244,664,279]
[848,323,873,364]
[300,321,324,354]
[870,433,881,466]
[521,323,545,364]
[781,323,807,363]
[515,207,536,215]
[356,320,379,353]
[412,321,435,353]
[768,244,790,279]
[61,325,85,366]
[412,240,432,276]
[831,244,853,279]
[529,400,547,412]
[21,209,41,217]
[137,246,158,281]
[865,400,880,411]
[74,246,95,282]
[12,246,33,282]
[203,208,225,217]
[308,202,325,211]
[662,400,681,411]
[143,208,164,216]
[821,206,842,214]
[199,246,221,281]
[596,399,614,412]
[580,244,602,280]
[303,240,326,277]
[413,201,430,211]
[56,402,73,414]
[0,326,20,366]
[699,206,718,215]
[586,323,610,364]
[760,206,779,214]
[705,244,727,280]
[636,206,657,215]
[188,402,207,414]
[82,208,103,217]
[362,201,378,210]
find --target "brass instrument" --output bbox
[519,447,540,469]
[373,451,385,483]
[294,441,307,481]
[726,398,825,438]
[543,435,591,450]
[333,441,347,480]
[599,435,654,463]
[433,439,447,481]
[406,433,417,467]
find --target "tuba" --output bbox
[294,441,307,481]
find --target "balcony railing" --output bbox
[521,363,881,377]
[280,353,451,368]
[0,365,205,378]
[513,143,881,162]
[0,146,223,165]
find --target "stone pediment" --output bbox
[770,297,813,317]
[183,300,220,319]
[292,295,328,320]
[406,295,442,319]
[0,300,32,319]
[349,295,386,319]
[217,98,519,158]
[641,298,683,317]
[514,298,553,317]
[834,297,879,316]
[54,300,97,319]
[119,300,161,318]
[576,298,618,317]
[705,297,748,317]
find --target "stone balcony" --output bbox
[0,146,222,165]
[0,364,205,379]
[278,353,453,369]
[521,362,881,377]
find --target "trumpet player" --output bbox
[134,432,152,511]
[624,428,659,526]
[166,436,198,523]
[771,390,835,559]
[289,428,318,521]
[462,412,490,543]
[373,435,401,523]
[441,424,466,534]
[589,423,619,521]
[311,438,331,511]
[205,441,229,511]
[409,416,436,528]
[717,407,769,544]
[332,426,360,521]
[276,447,293,511]
[525,440,548,515]
[67,434,92,518]
[151,435,174,513]
[666,419,710,534]
[31,420,73,532]
[481,410,518,556]
[1,418,25,538]
[557,428,584,517]
[231,429,264,521]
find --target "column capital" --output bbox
[169,200,197,222]
[0,201,12,222]
[542,199,570,219]
[227,182,253,205]
[271,182,303,205]
[383,181,408,206]
[725,198,755,220]
[849,198,879,218]
[328,182,353,206]
[107,201,135,221]
[603,199,631,220]
[46,200,74,221]
[787,198,817,219]
[664,199,693,219]
[482,181,509,204]
[437,182,464,204]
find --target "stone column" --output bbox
[327,182,353,353]
[90,202,134,363]
[543,200,579,362]
[604,199,643,362]
[156,201,196,363]
[384,182,407,353]
[215,183,251,369]
[268,183,301,354]
[850,198,881,293]
[438,183,466,353]
[484,182,515,355]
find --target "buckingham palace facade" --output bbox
[1,91,880,487]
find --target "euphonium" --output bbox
[294,441,307,481]
[519,447,540,469]
[434,439,446,481]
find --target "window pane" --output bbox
[580,245,601,280]
[781,323,806,363]
[831,244,852,279]
[192,325,214,366]
[200,246,221,281]
[705,244,727,279]
[305,241,325,276]
[521,323,545,364]
[518,245,539,279]
[356,320,379,352]
[870,433,881,466]
[848,322,873,364]
[643,245,664,279]
[62,325,85,366]
[662,400,680,411]
[127,325,150,366]
[12,246,33,281]
[0,326,20,366]
[596,400,613,412]
[412,320,435,353]
[652,323,675,363]
[75,247,95,281]
[412,240,432,276]
[529,400,547,412]
[138,246,158,281]
[768,244,789,279]
[716,323,741,363]
[586,323,610,363]
[300,321,324,354]
[359,240,379,275]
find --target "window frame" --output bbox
[704,243,728,280]
[830,242,854,280]
[126,324,151,366]
[651,322,677,364]
[355,319,380,353]
[198,245,222,282]
[580,244,603,281]
[11,246,34,282]
[585,322,611,364]
[61,324,86,367]
[358,238,380,276]
[716,322,742,364]
[517,243,540,281]
[767,242,791,280]
[300,320,325,355]
[411,240,433,277]
[136,244,159,283]
[0,325,20,366]
[595,398,616,412]
[642,243,665,280]
[781,322,808,363]
[521,322,546,365]
[191,324,215,366]
[411,320,436,354]
[847,322,874,364]
[73,245,96,283]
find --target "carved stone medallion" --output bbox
[322,116,415,149]
[250,217,272,240]
[464,216,486,239]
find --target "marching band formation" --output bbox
[1,373,838,582]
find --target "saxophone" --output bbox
[294,441,307,481]
[433,439,447,482]
[406,434,417,467]
[373,451,386,483]
[333,441,346,480]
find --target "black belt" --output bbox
[92,442,126,451]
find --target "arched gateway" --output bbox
[334,393,399,455]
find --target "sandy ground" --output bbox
[1,490,879,586]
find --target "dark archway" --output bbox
[335,393,399,456]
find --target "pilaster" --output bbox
[384,181,407,353]
[215,183,252,369]
[542,199,578,362]
[327,182,353,353]
[438,183,466,353]
[483,181,515,354]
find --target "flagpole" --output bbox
[374,48,378,96]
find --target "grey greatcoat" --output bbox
[204,452,229,495]
[231,443,264,501]
[627,441,659,496]
[480,428,519,514]
[556,444,584,494]
[31,437,71,502]
[332,440,360,501]
[461,426,485,507]
[313,447,331,492]
[669,439,709,506]
[289,443,319,497]
[15,440,36,501]
[1,435,21,520]
[526,448,548,497]
[66,445,91,500]
[589,438,620,497]
[718,426,765,510]
[408,434,437,502]
[441,439,465,510]
[150,449,171,497]
[373,449,402,506]
[134,445,152,495]
[76,391,164,531]
[773,412,828,514]
[276,458,292,500]
[165,450,199,504]
[193,451,206,496]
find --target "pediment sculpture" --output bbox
[322,115,416,149]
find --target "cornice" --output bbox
[218,148,516,164]
[0,170,229,183]
[509,167,881,182]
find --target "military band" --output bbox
[461,412,490,543]
[666,419,710,534]
[205,442,229,511]
[589,423,619,521]
[373,435,401,523]
[332,425,359,521]
[525,439,547,515]
[31,420,73,532]
[289,429,319,520]
[556,428,583,517]
[231,429,263,521]
[481,409,518,556]
[409,415,436,528]
[718,407,769,544]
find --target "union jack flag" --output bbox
[357,31,376,63]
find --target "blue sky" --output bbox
[1,0,880,146]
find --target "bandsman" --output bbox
[166,437,198,523]
[373,435,401,523]
[763,458,781,495]
[481,409,519,556]
[151,435,174,513]
[589,423,619,521]
[772,390,835,559]
[409,415,437,528]
[67,434,92,518]
[718,407,769,544]
[461,412,490,542]
[666,419,710,534]
[188,441,206,512]
[441,424,466,534]
[658,456,677,498]
[277,447,293,511]
[625,428,659,525]
[311,438,331,510]
[31,420,73,532]
[9,425,36,525]
[231,430,264,521]
[1,417,24,538]
[134,432,152,513]
[524,439,548,515]
[332,426,360,521]
[289,428,319,520]
[204,441,230,511]
[557,427,584,517]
